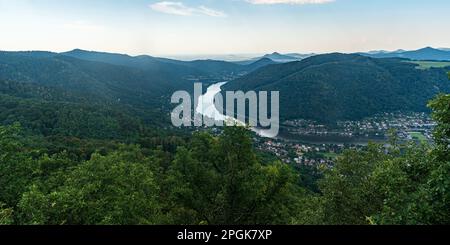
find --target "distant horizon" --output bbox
[1,0,450,56]
[1,46,449,62]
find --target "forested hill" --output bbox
[0,49,280,142]
[0,49,274,102]
[223,53,450,123]
[0,51,194,104]
[0,51,192,141]
[1,95,449,225]
[62,49,273,75]
[0,49,449,225]
[0,78,177,143]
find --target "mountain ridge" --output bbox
[223,53,450,123]
[360,47,450,61]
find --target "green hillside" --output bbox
[0,50,449,225]
[224,53,450,123]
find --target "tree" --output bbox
[318,144,388,224]
[428,93,450,159]
[167,127,306,225]
[369,144,439,224]
[17,145,164,225]
[0,123,38,207]
[317,92,450,225]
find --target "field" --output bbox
[409,132,428,143]
[408,61,450,70]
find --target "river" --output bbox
[196,82,387,144]
[195,82,275,138]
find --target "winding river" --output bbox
[195,82,276,138]
[196,82,387,144]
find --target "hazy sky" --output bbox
[1,0,449,56]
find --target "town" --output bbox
[254,112,436,168]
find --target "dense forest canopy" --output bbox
[224,53,450,123]
[0,50,449,225]
[0,93,449,225]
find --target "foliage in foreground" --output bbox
[0,94,449,225]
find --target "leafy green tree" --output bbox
[318,92,450,225]
[428,93,450,159]
[369,144,439,224]
[318,144,388,224]
[167,127,306,225]
[18,145,164,225]
[1,91,448,225]
[0,123,38,207]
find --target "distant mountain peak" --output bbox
[360,46,450,61]
[64,49,133,58]
[261,52,299,62]
[419,46,437,51]
[393,49,406,53]
[67,48,91,53]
